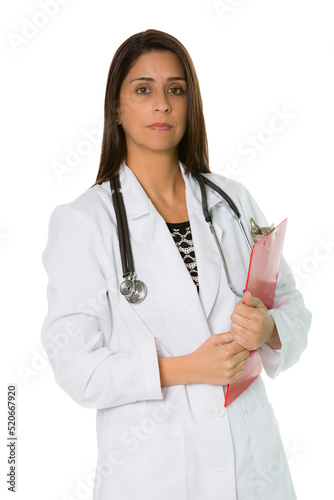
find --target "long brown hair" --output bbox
[90,29,210,189]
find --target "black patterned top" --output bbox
[166,220,199,293]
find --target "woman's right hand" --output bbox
[187,332,250,385]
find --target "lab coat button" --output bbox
[210,406,226,417]
[216,407,226,417]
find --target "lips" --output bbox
[148,122,172,130]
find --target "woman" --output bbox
[40,29,311,500]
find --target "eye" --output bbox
[168,87,184,94]
[136,87,150,94]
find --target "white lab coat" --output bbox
[40,160,311,500]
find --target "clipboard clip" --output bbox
[250,217,275,244]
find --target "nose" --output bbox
[153,88,171,113]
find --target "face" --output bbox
[116,50,188,158]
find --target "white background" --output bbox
[1,0,333,498]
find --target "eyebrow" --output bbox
[129,76,187,84]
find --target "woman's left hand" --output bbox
[230,291,281,350]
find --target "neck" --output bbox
[125,149,182,201]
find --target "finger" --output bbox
[229,341,249,355]
[230,324,254,349]
[234,347,249,363]
[243,291,263,309]
[230,310,251,330]
[233,354,249,376]
[230,317,251,340]
[231,302,254,321]
[234,349,249,366]
[230,368,245,384]
[230,328,247,346]
[214,332,234,344]
[230,352,249,376]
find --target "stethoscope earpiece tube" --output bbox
[110,175,147,304]
[113,175,135,275]
[198,173,252,252]
[195,172,237,294]
[200,175,241,218]
[110,177,129,276]
[196,172,253,296]
[194,172,211,223]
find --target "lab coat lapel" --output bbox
[140,204,210,333]
[181,168,225,320]
[118,161,225,335]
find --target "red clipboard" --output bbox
[224,218,288,407]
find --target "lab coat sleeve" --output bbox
[40,205,166,409]
[237,183,312,379]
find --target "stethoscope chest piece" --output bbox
[120,279,135,296]
[120,277,147,304]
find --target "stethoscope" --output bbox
[110,172,253,304]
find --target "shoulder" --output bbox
[201,170,243,190]
[199,170,269,227]
[48,181,112,229]
[200,170,255,206]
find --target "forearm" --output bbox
[264,323,282,350]
[158,355,194,387]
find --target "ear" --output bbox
[115,104,120,124]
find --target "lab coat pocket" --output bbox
[100,421,187,500]
[245,404,296,499]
